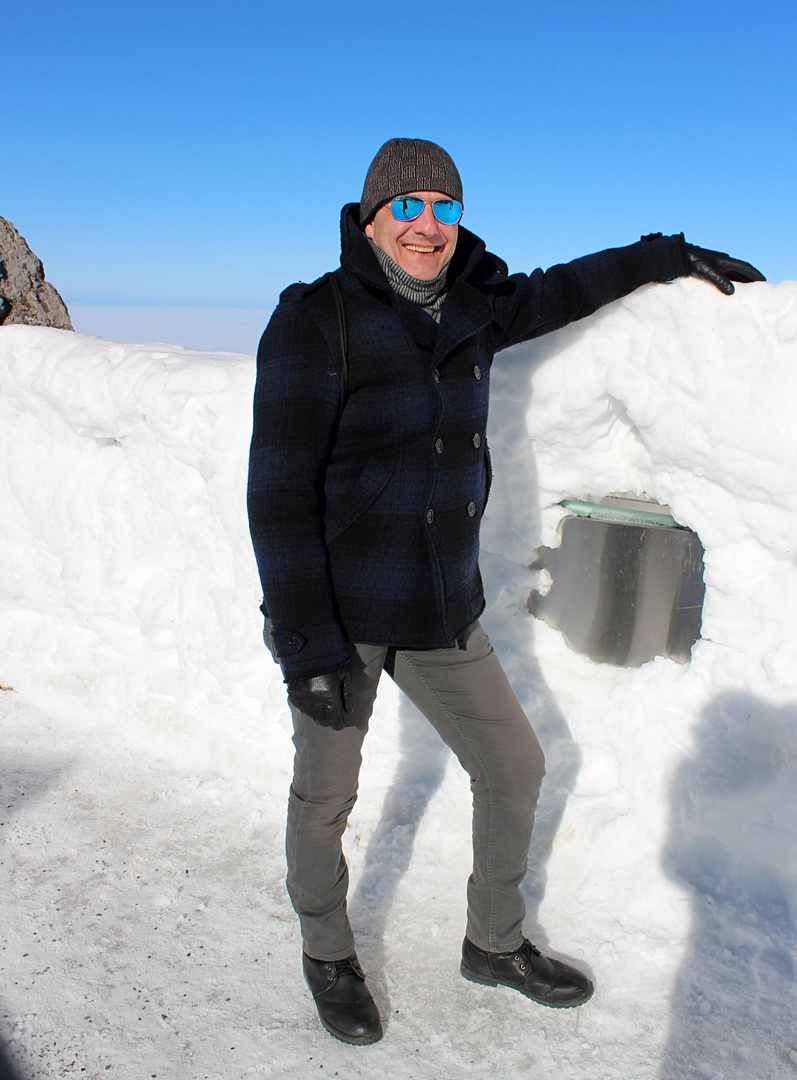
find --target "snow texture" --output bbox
[1,277,796,1079]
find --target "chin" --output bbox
[402,258,445,280]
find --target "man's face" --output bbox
[365,190,458,281]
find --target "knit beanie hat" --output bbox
[359,138,463,226]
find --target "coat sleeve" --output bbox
[246,297,349,683]
[489,232,691,350]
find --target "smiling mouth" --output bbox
[403,244,441,253]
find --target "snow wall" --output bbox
[2,277,797,1076]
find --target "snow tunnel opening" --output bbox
[528,494,706,667]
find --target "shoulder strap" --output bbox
[297,271,350,410]
[328,273,349,406]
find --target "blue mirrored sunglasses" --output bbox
[389,196,463,225]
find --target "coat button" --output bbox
[472,433,481,448]
[433,369,441,383]
[473,365,481,380]
[426,508,435,524]
[467,502,476,517]
[435,438,443,454]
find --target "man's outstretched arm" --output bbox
[490,233,766,351]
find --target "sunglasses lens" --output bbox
[433,199,463,225]
[388,197,463,224]
[390,196,425,221]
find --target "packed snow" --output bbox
[1,276,796,1080]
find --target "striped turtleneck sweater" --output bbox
[368,239,449,323]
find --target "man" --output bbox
[247,138,763,1045]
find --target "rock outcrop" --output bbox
[0,216,73,330]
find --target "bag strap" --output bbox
[328,273,349,407]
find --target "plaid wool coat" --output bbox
[247,205,690,682]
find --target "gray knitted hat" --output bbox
[359,138,463,226]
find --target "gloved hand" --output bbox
[287,666,354,730]
[685,243,766,295]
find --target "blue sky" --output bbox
[6,1,796,310]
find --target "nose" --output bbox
[412,202,441,236]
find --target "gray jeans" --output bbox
[284,621,545,961]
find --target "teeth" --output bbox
[405,245,436,252]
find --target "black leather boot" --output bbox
[302,952,383,1045]
[461,936,594,1008]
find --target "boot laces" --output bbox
[499,938,542,961]
[330,955,363,980]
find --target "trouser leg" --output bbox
[286,642,387,961]
[387,622,545,953]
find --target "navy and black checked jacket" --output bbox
[247,204,690,682]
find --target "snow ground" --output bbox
[2,278,797,1079]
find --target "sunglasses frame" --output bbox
[388,195,463,226]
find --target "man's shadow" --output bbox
[347,334,586,1008]
[661,692,797,1079]
[489,615,582,949]
[347,691,452,1007]
[0,760,66,1080]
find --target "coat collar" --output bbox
[338,203,507,362]
[339,203,507,291]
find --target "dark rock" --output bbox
[0,216,73,330]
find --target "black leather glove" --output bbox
[286,666,354,730]
[685,243,766,295]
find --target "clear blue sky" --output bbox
[6,1,795,310]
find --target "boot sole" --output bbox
[317,1014,384,1046]
[460,963,594,1008]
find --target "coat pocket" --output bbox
[324,457,393,545]
[483,442,493,510]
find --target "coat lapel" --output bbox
[339,203,497,366]
[433,280,492,366]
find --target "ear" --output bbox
[364,220,375,239]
